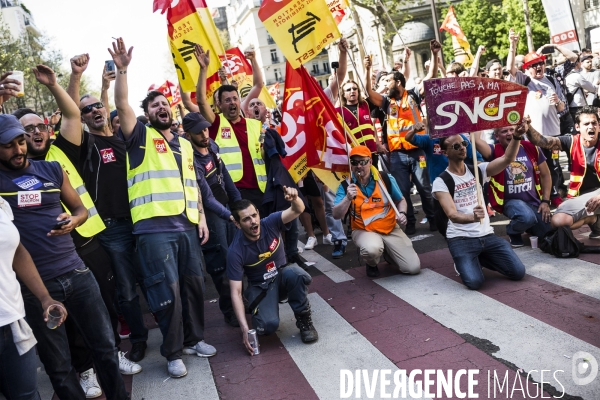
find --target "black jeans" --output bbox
[0,324,41,400]
[22,268,128,400]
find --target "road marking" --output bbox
[300,248,354,283]
[514,247,600,300]
[130,329,219,400]
[376,269,600,399]
[277,293,427,400]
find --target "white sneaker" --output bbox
[167,359,188,378]
[304,236,318,250]
[80,368,102,399]
[119,351,142,375]
[182,340,217,357]
[322,233,333,245]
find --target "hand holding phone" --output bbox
[541,46,555,55]
[105,60,115,72]
[52,219,71,231]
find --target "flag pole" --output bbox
[332,59,355,175]
[376,0,408,48]
[470,131,483,223]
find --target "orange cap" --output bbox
[522,52,546,69]
[349,145,372,158]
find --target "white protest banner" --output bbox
[541,0,580,51]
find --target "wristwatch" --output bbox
[398,211,407,216]
[541,199,550,205]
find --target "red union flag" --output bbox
[280,62,350,188]
[423,77,528,138]
[149,80,181,107]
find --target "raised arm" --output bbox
[538,43,578,63]
[470,45,486,77]
[194,44,216,124]
[472,130,492,160]
[108,38,136,139]
[181,91,200,113]
[486,121,526,176]
[281,186,305,224]
[401,48,411,81]
[365,55,383,107]
[328,38,348,100]
[100,65,115,112]
[419,40,442,96]
[33,65,81,145]
[507,28,519,76]
[241,49,264,116]
[66,54,89,107]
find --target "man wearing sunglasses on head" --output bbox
[333,146,420,278]
[507,34,578,207]
[432,123,527,290]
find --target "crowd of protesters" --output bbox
[0,24,599,399]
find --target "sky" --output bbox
[23,0,223,113]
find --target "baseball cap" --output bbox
[182,112,211,134]
[0,114,27,144]
[349,145,372,158]
[485,59,501,71]
[522,52,546,69]
[580,54,593,62]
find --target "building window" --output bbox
[274,68,282,82]
[267,34,275,45]
[323,62,330,74]
[585,0,599,8]
[312,63,320,75]
[270,49,279,64]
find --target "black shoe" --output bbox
[129,341,147,362]
[332,240,346,259]
[509,234,524,248]
[429,219,438,232]
[287,254,309,270]
[294,306,318,343]
[405,223,416,235]
[224,314,240,327]
[366,264,380,277]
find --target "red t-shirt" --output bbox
[208,114,259,190]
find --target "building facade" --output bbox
[0,0,39,40]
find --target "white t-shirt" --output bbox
[0,196,25,327]
[432,163,494,239]
[513,71,562,137]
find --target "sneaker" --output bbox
[405,223,416,235]
[304,236,318,250]
[322,233,333,245]
[129,341,147,362]
[167,359,187,378]
[80,368,102,399]
[224,313,240,327]
[118,315,130,339]
[487,204,496,218]
[119,351,142,375]
[453,263,460,276]
[294,306,318,343]
[286,254,309,270]
[366,264,380,277]
[332,241,346,258]
[588,216,600,239]
[182,340,217,357]
[509,234,524,248]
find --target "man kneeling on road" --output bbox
[433,130,527,290]
[332,146,420,278]
[227,186,318,354]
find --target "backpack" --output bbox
[539,226,584,258]
[434,164,483,238]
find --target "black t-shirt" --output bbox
[559,135,600,194]
[345,99,376,118]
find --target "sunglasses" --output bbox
[350,159,370,166]
[171,122,180,128]
[80,102,104,114]
[345,87,358,92]
[450,140,469,151]
[528,62,544,69]
[23,123,49,134]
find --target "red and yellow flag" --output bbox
[440,5,474,67]
[279,61,350,190]
[148,80,181,107]
[154,0,225,92]
[258,0,341,69]
[328,0,348,24]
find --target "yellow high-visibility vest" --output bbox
[46,145,105,237]
[126,126,198,224]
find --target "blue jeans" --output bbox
[503,200,552,238]
[97,219,148,344]
[136,229,205,360]
[0,324,40,400]
[321,184,347,245]
[388,149,435,224]
[284,218,300,257]
[202,209,235,318]
[447,234,526,290]
[22,268,127,400]
[244,265,312,335]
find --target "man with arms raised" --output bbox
[525,106,600,236]
[110,38,216,378]
[433,125,527,290]
[228,186,318,353]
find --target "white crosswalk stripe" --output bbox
[376,269,600,399]
[301,249,354,283]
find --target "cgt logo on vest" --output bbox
[153,138,168,153]
[221,127,231,139]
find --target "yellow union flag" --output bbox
[161,0,224,93]
[258,0,341,69]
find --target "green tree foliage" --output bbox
[438,0,549,66]
[0,14,97,116]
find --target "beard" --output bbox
[388,87,400,99]
[149,113,172,130]
[0,155,26,170]
[27,140,51,158]
[189,134,209,148]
